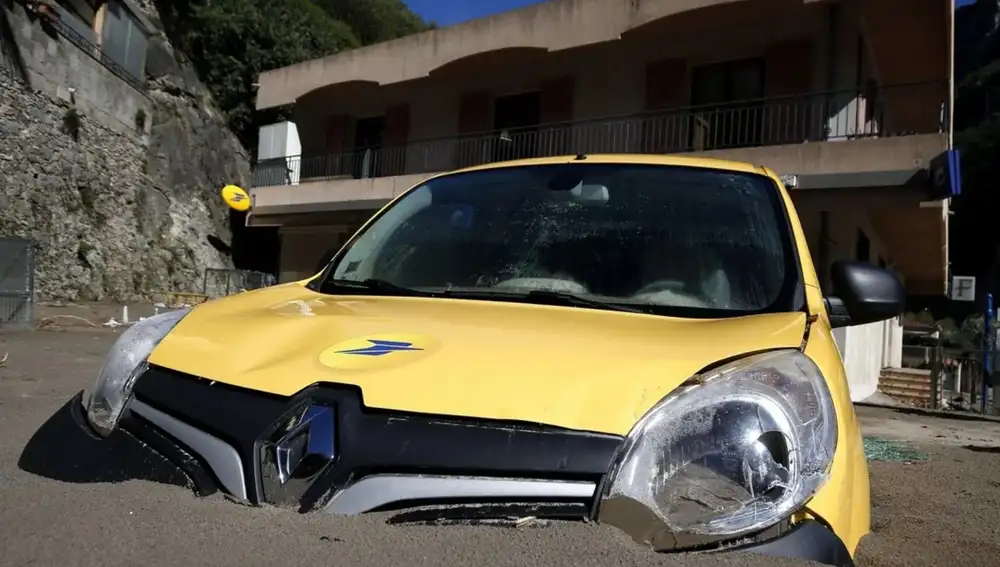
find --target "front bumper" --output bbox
[68,366,855,567]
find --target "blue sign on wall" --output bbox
[929,149,962,199]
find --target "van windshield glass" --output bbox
[319,163,802,317]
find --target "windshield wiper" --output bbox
[442,288,645,314]
[323,280,644,313]
[324,278,432,297]
[525,290,646,313]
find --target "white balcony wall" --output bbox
[258,122,302,185]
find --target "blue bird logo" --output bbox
[336,339,422,357]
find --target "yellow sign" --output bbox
[221,184,251,212]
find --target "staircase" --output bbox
[878,368,933,407]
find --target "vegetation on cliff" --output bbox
[153,0,432,149]
[314,0,435,45]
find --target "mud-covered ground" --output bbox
[1,329,999,567]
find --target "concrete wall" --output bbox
[795,208,893,289]
[870,202,949,295]
[6,4,152,138]
[834,317,904,401]
[278,227,352,283]
[791,184,948,294]
[257,0,949,111]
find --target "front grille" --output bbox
[132,366,624,510]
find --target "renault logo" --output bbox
[259,403,336,506]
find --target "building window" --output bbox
[856,229,870,263]
[102,0,150,80]
[56,0,96,26]
[690,58,765,150]
[54,0,99,44]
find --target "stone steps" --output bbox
[878,368,933,407]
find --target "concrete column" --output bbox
[456,90,492,168]
[539,76,575,154]
[764,39,816,144]
[643,58,687,152]
[383,103,410,175]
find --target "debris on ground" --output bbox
[0,352,7,367]
[37,315,100,328]
[864,436,928,462]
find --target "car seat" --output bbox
[636,240,732,308]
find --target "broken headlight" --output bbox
[85,308,191,436]
[597,349,838,549]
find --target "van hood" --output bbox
[147,284,807,436]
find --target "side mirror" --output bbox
[825,260,905,328]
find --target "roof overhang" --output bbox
[787,148,961,201]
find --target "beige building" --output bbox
[250,0,957,300]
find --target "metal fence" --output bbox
[252,81,947,188]
[202,268,277,299]
[906,322,1000,414]
[0,238,36,329]
[931,347,998,414]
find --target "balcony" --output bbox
[252,82,946,188]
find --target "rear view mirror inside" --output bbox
[570,183,610,203]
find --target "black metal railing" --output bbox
[252,81,947,188]
[45,11,146,93]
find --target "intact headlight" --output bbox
[85,308,191,436]
[597,349,837,549]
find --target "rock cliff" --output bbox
[0,2,246,301]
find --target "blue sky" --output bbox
[408,0,975,26]
[405,0,545,27]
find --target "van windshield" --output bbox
[318,163,803,318]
